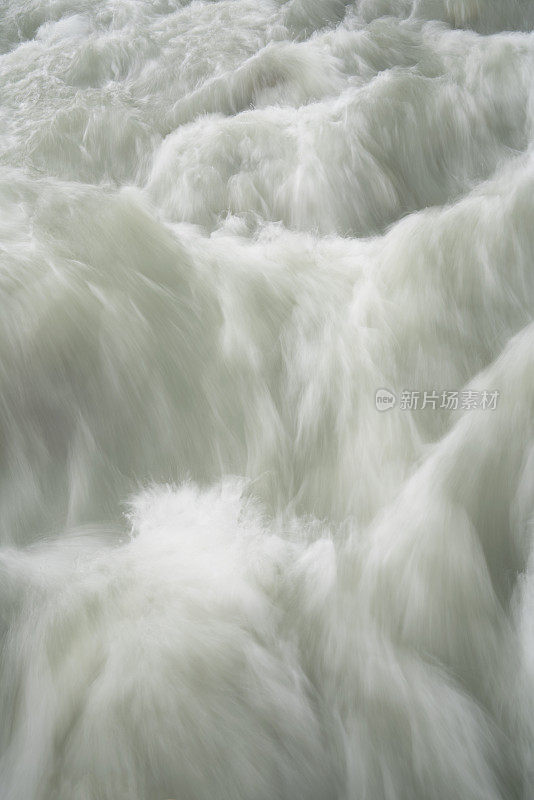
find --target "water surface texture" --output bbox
[2,1,534,798]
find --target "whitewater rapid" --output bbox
[2,0,534,798]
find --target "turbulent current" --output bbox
[2,1,534,798]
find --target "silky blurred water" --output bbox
[2,1,534,798]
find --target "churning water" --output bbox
[2,1,534,798]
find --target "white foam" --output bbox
[1,1,534,797]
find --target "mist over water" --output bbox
[2,0,534,798]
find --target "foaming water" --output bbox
[1,1,534,798]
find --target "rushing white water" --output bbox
[2,0,534,798]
